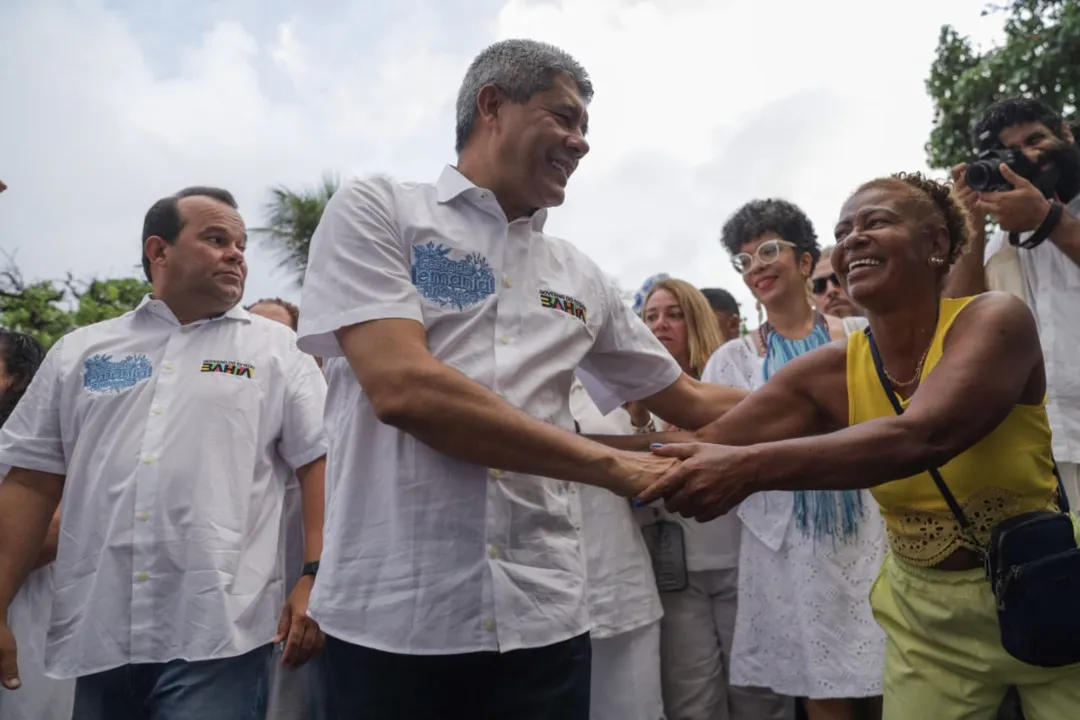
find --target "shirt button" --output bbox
[488,545,499,559]
[137,511,150,521]
[491,469,502,479]
[500,337,510,345]
[151,407,163,416]
[143,456,154,464]
[503,277,512,288]
[163,362,174,371]
[136,572,149,583]
[483,618,495,632]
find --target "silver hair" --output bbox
[454,39,593,153]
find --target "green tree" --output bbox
[252,174,340,286]
[925,0,1080,170]
[0,260,150,348]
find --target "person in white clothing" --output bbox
[248,298,332,720]
[702,200,885,720]
[947,97,1080,511]
[570,378,665,720]
[0,331,75,720]
[636,278,792,720]
[0,187,329,720]
[295,39,747,720]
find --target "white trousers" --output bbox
[659,569,794,720]
[590,621,664,720]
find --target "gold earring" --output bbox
[755,300,763,326]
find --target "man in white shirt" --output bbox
[948,97,1080,508]
[248,297,332,720]
[0,187,329,720]
[297,39,746,719]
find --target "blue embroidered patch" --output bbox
[411,242,495,310]
[83,353,154,394]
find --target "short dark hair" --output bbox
[720,198,820,271]
[699,287,740,315]
[141,186,238,282]
[247,297,300,331]
[972,97,1065,152]
[0,330,45,429]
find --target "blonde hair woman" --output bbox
[637,278,791,720]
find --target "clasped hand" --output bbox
[627,443,756,522]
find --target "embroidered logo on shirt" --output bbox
[82,353,154,394]
[200,359,255,378]
[411,242,496,310]
[540,289,588,324]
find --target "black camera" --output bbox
[965,139,1042,192]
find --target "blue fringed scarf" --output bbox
[761,317,865,545]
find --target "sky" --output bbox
[0,0,1008,317]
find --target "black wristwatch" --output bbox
[301,561,320,578]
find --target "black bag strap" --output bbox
[864,328,976,535]
[864,327,1070,529]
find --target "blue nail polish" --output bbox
[632,498,644,507]
[650,443,664,449]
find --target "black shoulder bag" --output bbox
[866,328,1080,668]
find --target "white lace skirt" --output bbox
[730,490,887,699]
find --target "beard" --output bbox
[1037,138,1080,202]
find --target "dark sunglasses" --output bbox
[811,273,840,295]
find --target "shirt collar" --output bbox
[136,295,252,326]
[435,165,548,232]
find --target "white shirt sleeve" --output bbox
[296,176,424,359]
[277,343,330,471]
[701,337,758,392]
[0,340,67,476]
[578,275,682,414]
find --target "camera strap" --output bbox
[1009,201,1065,249]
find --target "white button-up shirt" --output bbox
[984,194,1080,463]
[0,297,327,678]
[569,380,662,639]
[297,166,680,655]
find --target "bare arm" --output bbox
[748,293,1038,491]
[0,469,64,612]
[591,345,840,452]
[31,507,61,570]
[944,162,988,298]
[638,374,749,431]
[338,319,663,495]
[295,458,325,566]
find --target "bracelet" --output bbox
[634,419,657,434]
[1010,200,1064,249]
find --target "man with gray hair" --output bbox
[297,38,747,719]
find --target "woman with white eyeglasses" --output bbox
[701,199,886,720]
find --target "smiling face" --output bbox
[643,288,689,366]
[832,183,950,312]
[484,73,590,218]
[810,254,858,318]
[739,232,813,309]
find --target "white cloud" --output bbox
[0,0,1007,316]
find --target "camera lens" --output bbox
[965,161,994,191]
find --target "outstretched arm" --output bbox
[641,293,1042,520]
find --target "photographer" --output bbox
[947,97,1080,509]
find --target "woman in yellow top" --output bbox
[632,172,1080,718]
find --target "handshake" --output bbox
[611,442,755,522]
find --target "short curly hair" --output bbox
[972,97,1065,152]
[852,172,972,268]
[720,199,821,271]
